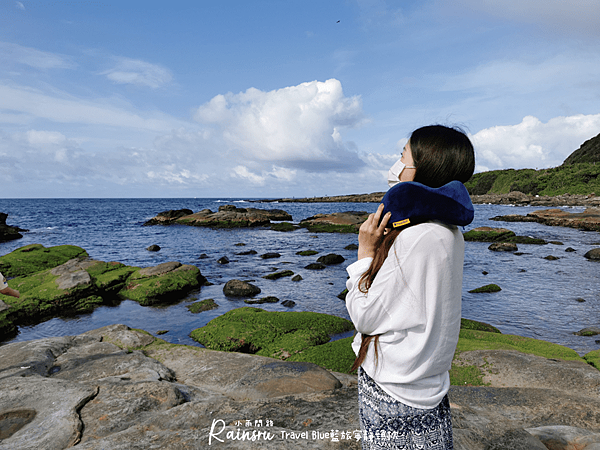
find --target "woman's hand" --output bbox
[357,203,391,260]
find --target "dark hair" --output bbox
[411,125,475,188]
[350,125,475,373]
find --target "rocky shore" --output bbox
[3,324,600,449]
[0,213,27,243]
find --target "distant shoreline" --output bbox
[261,191,600,207]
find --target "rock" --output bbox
[156,330,168,335]
[6,321,600,449]
[543,255,559,260]
[146,244,160,251]
[270,222,297,232]
[565,247,576,252]
[574,327,600,336]
[482,271,489,275]
[217,256,230,264]
[584,248,600,260]
[260,252,281,259]
[187,299,218,313]
[262,270,294,280]
[549,241,564,245]
[120,263,205,306]
[317,253,346,265]
[222,279,261,297]
[488,242,518,252]
[198,253,209,259]
[244,296,279,305]
[576,298,586,303]
[236,249,257,255]
[142,209,193,226]
[464,227,546,244]
[304,263,326,270]
[491,208,600,232]
[0,212,27,243]
[468,284,502,293]
[281,300,296,308]
[299,211,369,233]
[0,244,88,278]
[296,250,319,256]
[337,288,348,300]
[345,243,358,250]
[145,205,292,228]
[190,307,353,358]
[291,274,302,282]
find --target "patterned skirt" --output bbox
[357,367,453,450]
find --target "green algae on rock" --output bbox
[0,244,88,278]
[262,270,294,280]
[119,263,205,306]
[463,226,547,244]
[468,283,502,293]
[190,307,354,359]
[0,245,207,341]
[186,298,218,313]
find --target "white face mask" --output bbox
[387,158,416,188]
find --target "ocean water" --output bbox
[1,198,600,355]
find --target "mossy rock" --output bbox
[262,270,294,280]
[0,244,88,278]
[468,284,502,293]
[270,222,297,232]
[245,296,279,305]
[189,307,354,359]
[187,298,218,313]
[296,250,319,256]
[299,223,358,234]
[461,318,501,333]
[288,336,356,373]
[463,229,546,245]
[87,261,137,294]
[337,288,348,300]
[119,265,204,306]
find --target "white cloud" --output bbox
[193,79,365,172]
[0,83,183,132]
[15,1,25,10]
[102,57,173,89]
[0,42,76,70]
[471,114,600,171]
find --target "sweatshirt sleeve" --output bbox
[345,229,433,337]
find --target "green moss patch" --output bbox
[187,298,218,313]
[296,250,319,256]
[270,222,297,232]
[461,318,501,333]
[262,270,294,280]
[469,284,502,293]
[299,223,358,234]
[288,336,356,373]
[87,262,137,293]
[0,244,88,277]
[119,265,203,306]
[463,230,546,245]
[190,307,354,359]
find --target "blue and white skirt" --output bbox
[358,367,453,450]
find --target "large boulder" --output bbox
[584,248,600,261]
[145,205,292,228]
[463,227,546,244]
[142,208,193,226]
[222,279,261,297]
[0,212,27,243]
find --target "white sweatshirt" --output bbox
[345,221,464,409]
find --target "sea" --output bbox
[1,198,599,356]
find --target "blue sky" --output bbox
[1,0,599,198]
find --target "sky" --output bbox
[1,0,600,198]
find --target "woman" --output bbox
[345,125,475,449]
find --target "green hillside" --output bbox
[466,132,600,196]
